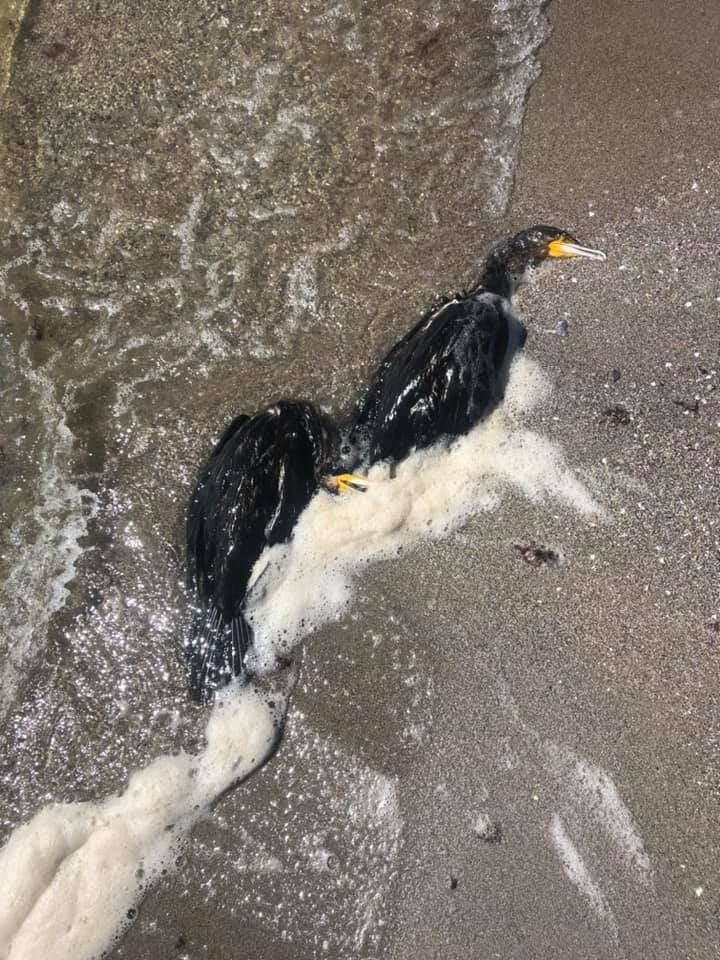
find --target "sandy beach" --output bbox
[493,1,720,955]
[1,1,718,958]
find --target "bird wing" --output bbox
[186,412,250,594]
[186,403,335,621]
[185,402,338,701]
[352,293,517,463]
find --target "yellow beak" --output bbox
[547,239,606,261]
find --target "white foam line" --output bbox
[253,107,316,168]
[229,62,281,118]
[349,771,402,951]
[249,204,298,221]
[549,812,619,943]
[175,194,203,271]
[284,223,357,329]
[0,346,98,714]
[0,684,284,960]
[500,689,653,887]
[286,254,318,324]
[552,748,653,885]
[485,0,549,216]
[94,209,123,260]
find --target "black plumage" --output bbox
[349,225,605,467]
[349,289,525,465]
[186,400,341,702]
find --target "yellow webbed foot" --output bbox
[322,473,370,495]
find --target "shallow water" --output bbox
[0,0,547,701]
[0,0,606,956]
[1,0,547,796]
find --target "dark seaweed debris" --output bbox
[513,541,560,569]
[601,404,631,425]
[672,397,700,414]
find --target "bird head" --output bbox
[479,225,606,298]
[518,225,607,265]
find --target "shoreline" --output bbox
[0,1,718,958]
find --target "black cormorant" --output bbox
[186,400,366,702]
[348,225,605,466]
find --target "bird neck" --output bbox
[476,239,530,300]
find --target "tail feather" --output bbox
[186,605,253,703]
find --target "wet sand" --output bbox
[491,0,720,956]
[1,0,719,958]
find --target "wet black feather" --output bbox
[350,290,525,465]
[186,400,340,701]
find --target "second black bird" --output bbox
[186,400,366,702]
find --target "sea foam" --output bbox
[246,354,601,672]
[0,684,283,960]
